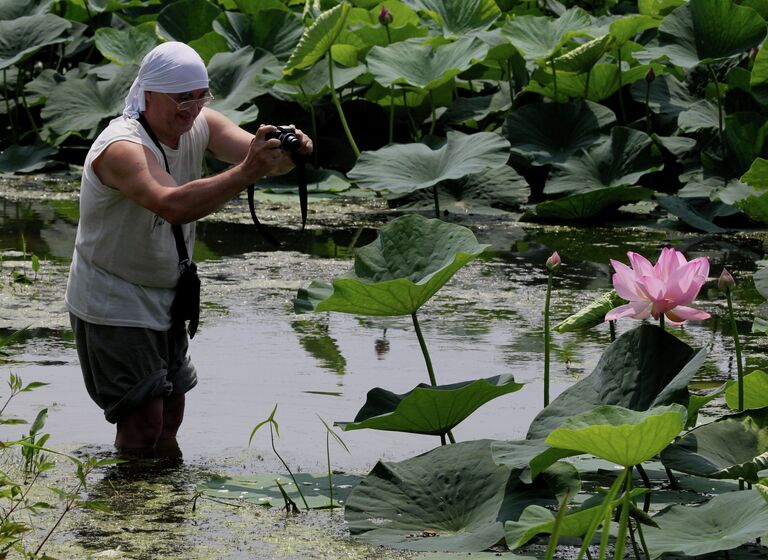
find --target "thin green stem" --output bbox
[636,519,651,560]
[327,56,360,157]
[433,184,440,218]
[412,312,454,445]
[725,290,744,411]
[613,467,633,560]
[578,469,627,560]
[659,314,665,331]
[609,320,616,342]
[270,423,309,510]
[544,272,553,407]
[635,463,652,512]
[545,490,572,560]
[549,56,559,101]
[411,312,437,387]
[709,65,725,159]
[616,46,626,123]
[298,84,319,168]
[428,89,437,136]
[584,68,591,99]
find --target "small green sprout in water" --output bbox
[249,404,309,512]
[318,415,351,510]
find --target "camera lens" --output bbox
[281,133,301,153]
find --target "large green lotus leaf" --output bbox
[654,195,733,234]
[528,324,706,440]
[546,404,687,467]
[660,408,768,483]
[294,214,489,316]
[207,47,278,125]
[0,143,58,173]
[609,14,659,45]
[40,64,138,139]
[93,25,157,66]
[638,0,685,17]
[401,0,500,36]
[284,2,350,75]
[750,37,768,105]
[198,472,361,509]
[552,34,612,73]
[156,0,222,43]
[651,0,767,68]
[366,37,489,90]
[276,60,366,98]
[441,82,512,125]
[386,165,528,216]
[545,127,662,195]
[212,9,303,62]
[504,101,615,166]
[630,73,697,118]
[737,158,768,224]
[344,439,557,552]
[533,185,654,220]
[337,375,524,436]
[0,13,70,70]
[501,8,594,61]
[726,370,768,410]
[643,490,768,559]
[347,131,510,195]
[0,0,52,20]
[678,99,719,133]
[554,290,624,333]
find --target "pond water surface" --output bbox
[1,176,767,558]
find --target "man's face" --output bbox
[148,88,213,136]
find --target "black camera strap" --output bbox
[137,114,190,266]
[137,113,199,338]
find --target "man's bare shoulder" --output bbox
[94,140,157,191]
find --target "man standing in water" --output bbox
[65,42,312,454]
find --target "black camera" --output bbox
[266,126,302,153]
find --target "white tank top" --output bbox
[65,114,210,329]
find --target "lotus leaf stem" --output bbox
[433,185,440,218]
[644,79,652,134]
[428,90,437,136]
[634,464,651,512]
[544,270,553,407]
[724,287,744,410]
[708,65,725,157]
[612,467,633,560]
[609,320,616,342]
[549,56,559,102]
[578,468,627,560]
[545,490,572,560]
[327,56,360,158]
[411,311,455,444]
[616,46,626,123]
[298,84,319,168]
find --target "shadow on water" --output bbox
[3,192,768,557]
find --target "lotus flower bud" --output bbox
[379,6,394,26]
[718,268,735,292]
[546,251,561,272]
[645,68,656,83]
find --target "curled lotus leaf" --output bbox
[337,375,525,436]
[294,214,490,316]
[554,290,624,333]
[660,407,768,483]
[546,404,688,467]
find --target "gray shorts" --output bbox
[70,313,198,424]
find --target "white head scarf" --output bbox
[122,41,209,119]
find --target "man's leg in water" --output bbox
[114,394,186,451]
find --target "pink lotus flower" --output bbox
[605,248,710,326]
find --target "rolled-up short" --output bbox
[70,313,198,424]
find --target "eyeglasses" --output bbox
[160,92,215,111]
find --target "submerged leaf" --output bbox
[338,375,525,436]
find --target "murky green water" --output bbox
[2,175,767,558]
